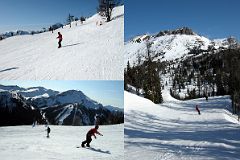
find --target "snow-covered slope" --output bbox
[125,91,240,160]
[0,6,124,80]
[125,28,237,66]
[0,124,123,160]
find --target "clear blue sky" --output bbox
[0,0,98,33]
[125,0,240,41]
[0,80,124,108]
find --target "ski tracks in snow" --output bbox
[125,92,240,160]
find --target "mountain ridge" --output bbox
[0,84,123,126]
[125,27,239,67]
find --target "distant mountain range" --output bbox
[0,23,64,39]
[0,85,123,126]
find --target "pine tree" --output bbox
[98,0,118,22]
[143,41,163,103]
[67,14,74,28]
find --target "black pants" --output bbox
[82,134,92,146]
[58,40,62,48]
[47,132,50,138]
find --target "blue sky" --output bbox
[0,80,124,108]
[0,0,98,33]
[125,0,240,41]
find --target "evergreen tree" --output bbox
[67,14,74,28]
[142,41,163,103]
[98,0,119,22]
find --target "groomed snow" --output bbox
[0,6,124,80]
[0,124,123,160]
[125,91,240,160]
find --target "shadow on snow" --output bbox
[0,67,19,73]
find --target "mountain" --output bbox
[0,84,59,99]
[0,84,25,92]
[0,91,43,126]
[43,103,123,125]
[125,27,239,67]
[0,6,124,80]
[0,85,123,126]
[19,87,59,99]
[0,30,31,38]
[124,27,240,103]
[30,89,124,125]
[31,90,102,109]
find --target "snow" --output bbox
[0,6,124,80]
[124,33,232,67]
[55,104,74,125]
[39,90,103,110]
[125,34,211,66]
[0,124,123,160]
[125,91,240,160]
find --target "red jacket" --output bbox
[87,128,101,136]
[57,34,62,40]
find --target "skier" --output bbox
[196,105,201,115]
[32,120,37,127]
[81,125,103,147]
[46,126,51,138]
[205,95,208,101]
[49,26,53,33]
[56,32,63,48]
[80,16,85,24]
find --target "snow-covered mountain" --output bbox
[0,91,43,126]
[0,84,24,92]
[0,84,59,99]
[30,89,124,125]
[105,105,124,112]
[0,30,31,38]
[0,6,124,80]
[125,27,239,66]
[0,85,123,126]
[43,103,123,125]
[32,90,103,109]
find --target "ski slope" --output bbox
[125,91,240,160]
[0,6,124,80]
[0,124,123,160]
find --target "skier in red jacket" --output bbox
[81,125,103,147]
[196,105,201,115]
[56,32,63,48]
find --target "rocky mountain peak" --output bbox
[156,27,195,37]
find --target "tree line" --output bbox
[125,41,163,104]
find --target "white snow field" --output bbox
[125,91,240,160]
[0,124,123,160]
[0,6,124,80]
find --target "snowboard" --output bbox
[76,146,91,148]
